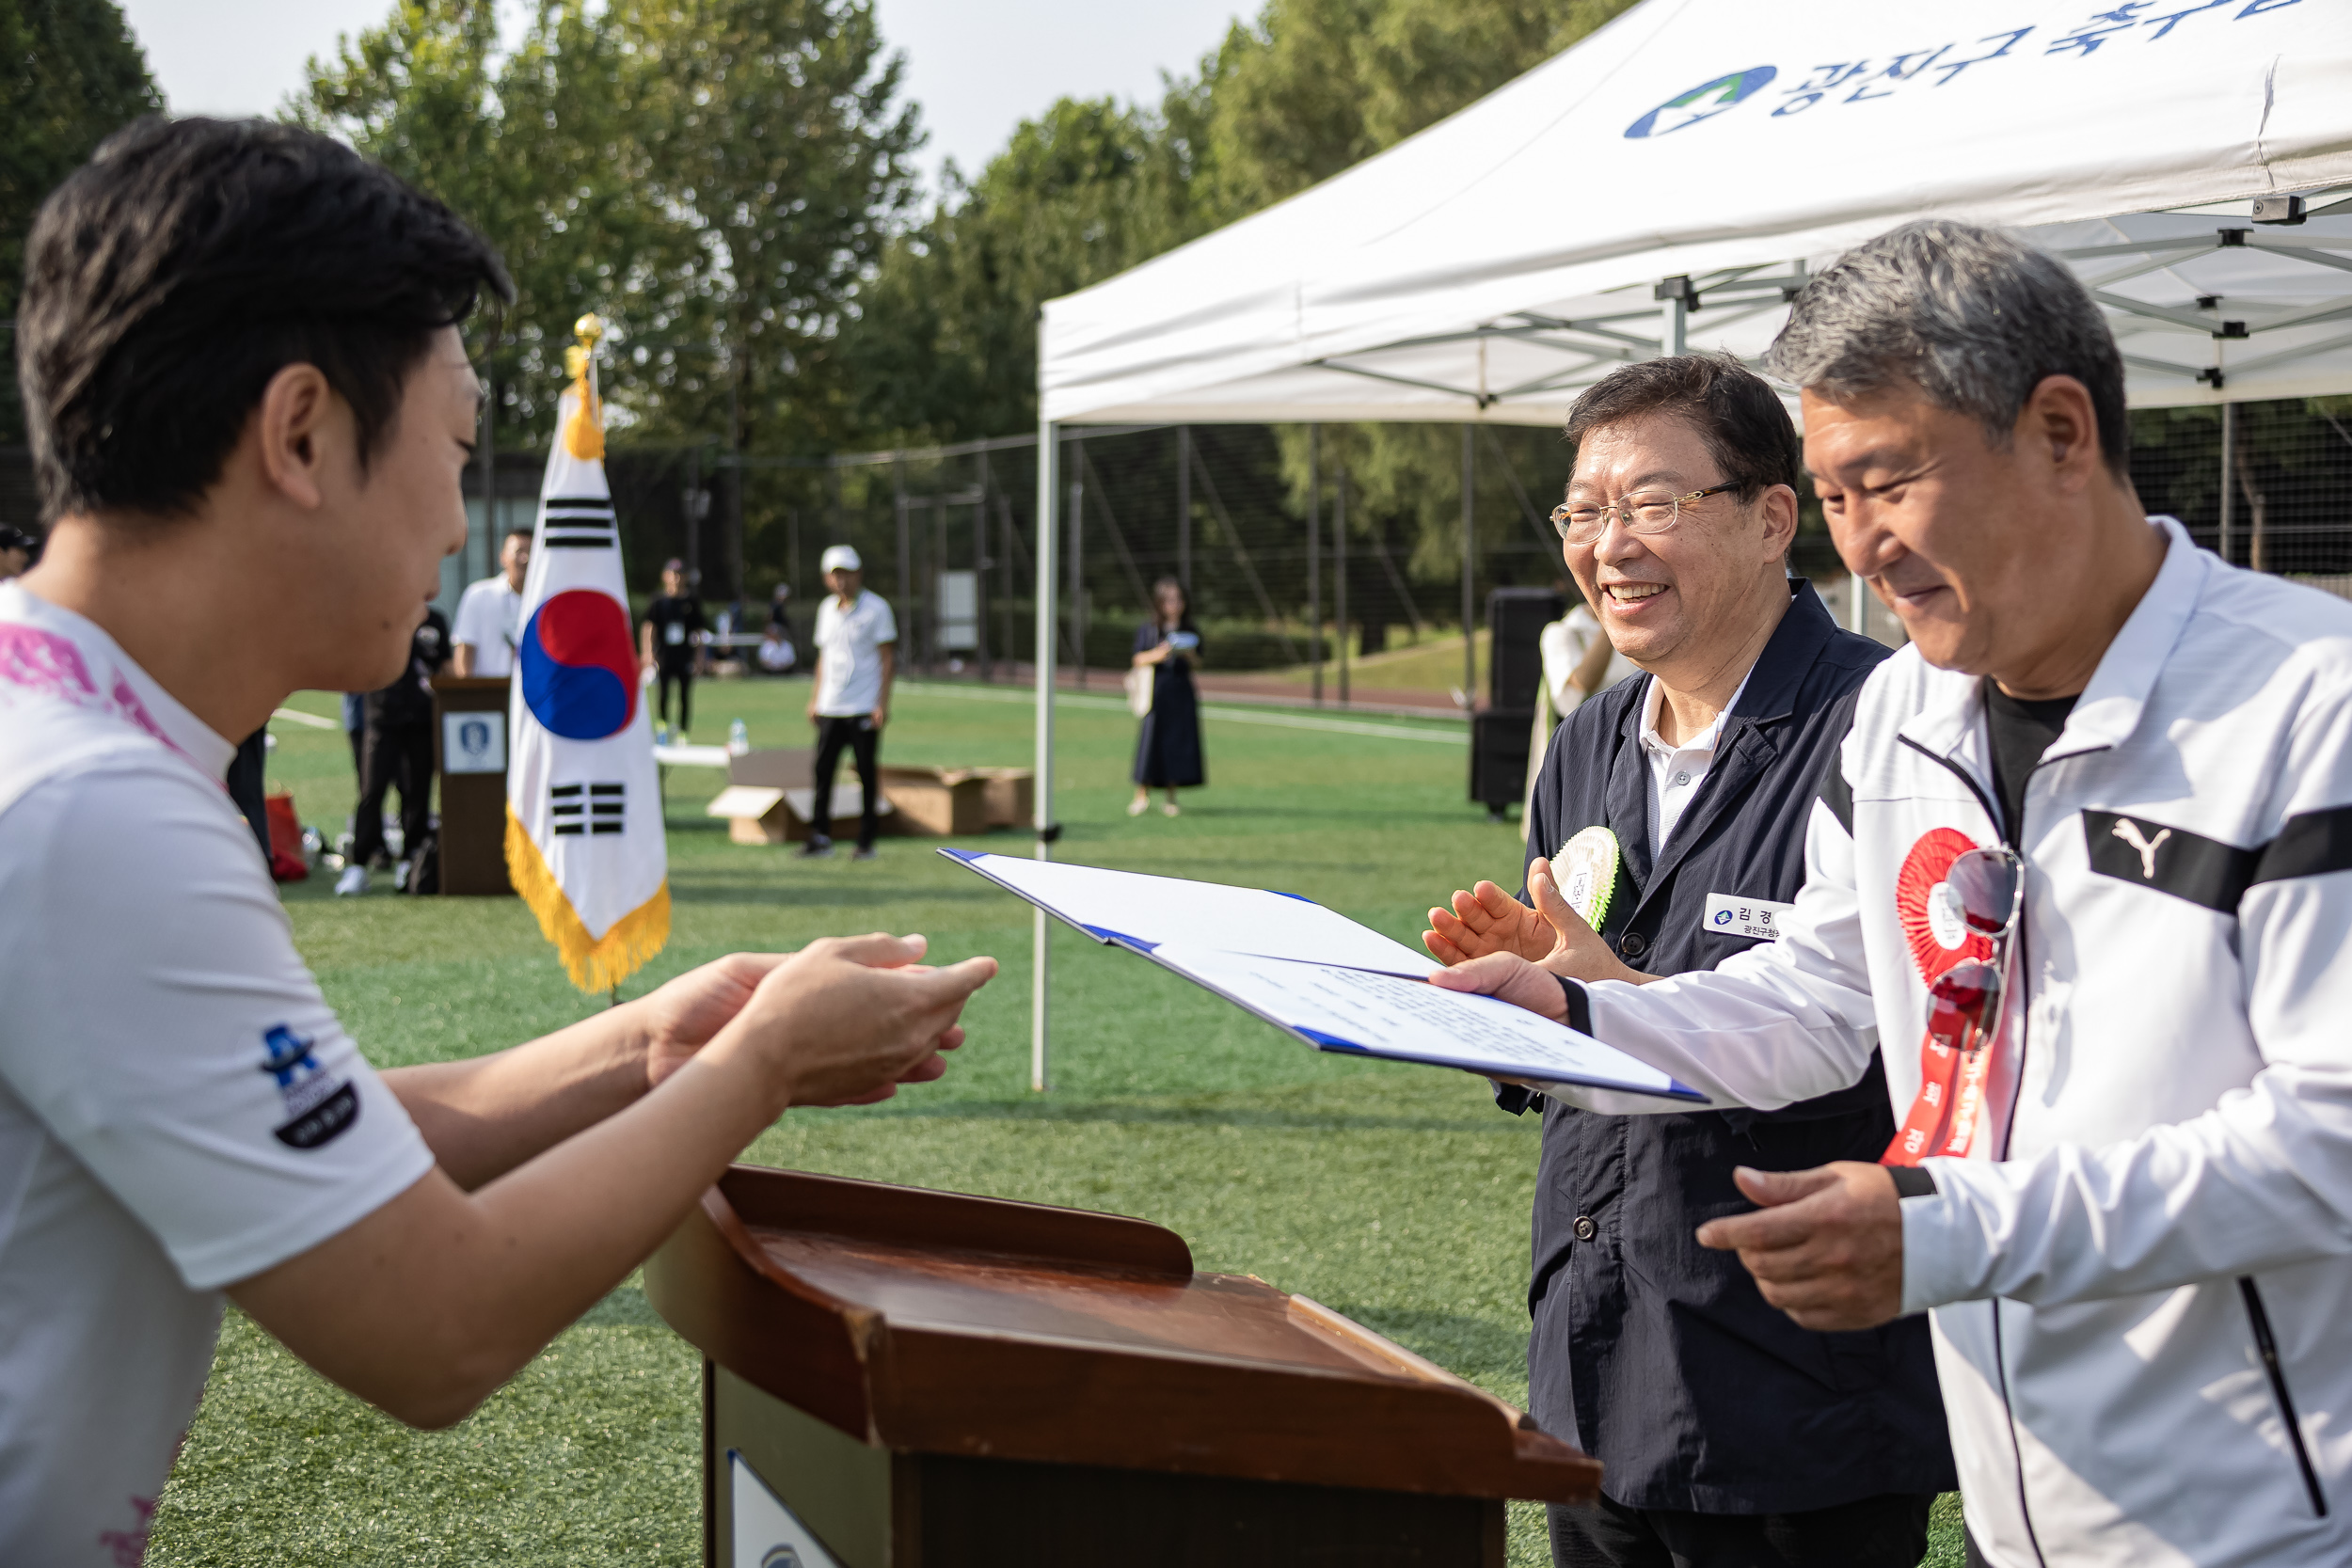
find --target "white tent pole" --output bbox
[1308,424,1322,707]
[1031,414,1059,1093]
[1661,275,1691,356]
[1337,460,1350,707]
[1461,424,1476,703]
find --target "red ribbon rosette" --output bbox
[1884,827,1999,1166]
[1895,827,1994,981]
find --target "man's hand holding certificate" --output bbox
[944,851,1705,1104]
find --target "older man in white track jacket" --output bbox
[1438,220,2352,1568]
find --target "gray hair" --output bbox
[1762,219,2130,475]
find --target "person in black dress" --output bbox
[1129,578,1204,817]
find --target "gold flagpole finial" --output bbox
[562,312,607,460]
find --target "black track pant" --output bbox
[1549,1491,1936,1568]
[228,726,271,865]
[656,662,695,733]
[811,714,882,849]
[353,721,434,868]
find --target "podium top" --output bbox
[646,1164,1599,1505]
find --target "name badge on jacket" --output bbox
[1703,893,1795,942]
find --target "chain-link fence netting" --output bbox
[2130,400,2352,581]
[432,393,2352,689]
[524,423,1609,686]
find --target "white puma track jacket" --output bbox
[1560,518,2352,1567]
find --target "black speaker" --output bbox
[1488,587,1565,712]
[1470,708,1534,816]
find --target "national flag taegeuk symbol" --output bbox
[504,326,668,991]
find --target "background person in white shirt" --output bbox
[803,545,897,860]
[1523,583,1639,837]
[451,526,531,676]
[0,118,995,1567]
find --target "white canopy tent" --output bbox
[1018,0,2352,1085]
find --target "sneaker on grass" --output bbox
[333,864,369,896]
[851,847,878,862]
[798,834,834,859]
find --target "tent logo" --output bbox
[1625,66,1776,139]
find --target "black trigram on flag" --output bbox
[551,782,627,835]
[541,495,617,550]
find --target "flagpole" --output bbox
[506,311,670,997]
[1032,394,1059,1094]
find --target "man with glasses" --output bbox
[1424,353,1950,1568]
[1436,219,2352,1567]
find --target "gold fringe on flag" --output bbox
[505,805,670,993]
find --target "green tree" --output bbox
[296,0,696,447]
[849,96,1203,444]
[844,0,1642,447]
[600,0,919,459]
[1,0,161,443]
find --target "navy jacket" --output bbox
[1513,583,1956,1513]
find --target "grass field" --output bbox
[1238,625,1490,698]
[146,673,1961,1566]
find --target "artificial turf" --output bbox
[145,673,1962,1567]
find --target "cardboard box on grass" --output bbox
[704,749,1035,845]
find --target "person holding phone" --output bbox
[1129,577,1204,817]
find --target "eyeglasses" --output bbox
[1550,482,1740,545]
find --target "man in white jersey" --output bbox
[0,118,996,1566]
[451,525,530,676]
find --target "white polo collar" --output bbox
[1637,664,1756,758]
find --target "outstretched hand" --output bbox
[635,953,791,1089]
[1424,878,1552,965]
[721,933,994,1109]
[1423,856,1654,988]
[1694,1164,1906,1331]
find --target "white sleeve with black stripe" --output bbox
[1546,751,1882,1117]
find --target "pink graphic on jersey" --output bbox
[0,623,97,699]
[0,623,190,760]
[108,673,180,752]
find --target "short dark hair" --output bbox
[1561,353,1800,501]
[504,526,533,544]
[1762,220,2129,477]
[1149,575,1196,627]
[16,117,512,522]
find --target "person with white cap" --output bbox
[804,545,896,860]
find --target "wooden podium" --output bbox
[646,1165,1598,1568]
[429,675,513,895]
